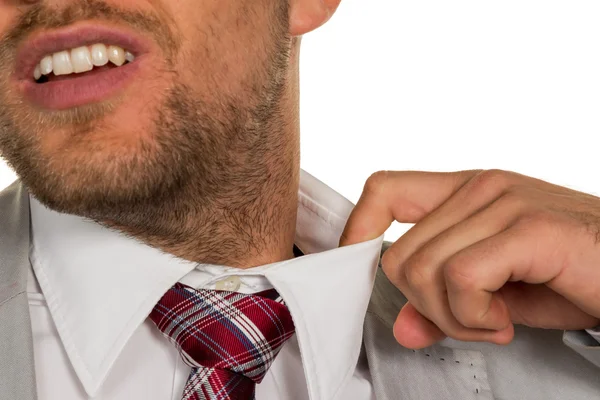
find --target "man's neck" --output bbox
[98,155,301,269]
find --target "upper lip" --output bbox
[14,22,151,81]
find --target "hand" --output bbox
[340,170,600,349]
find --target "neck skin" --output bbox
[103,41,303,270]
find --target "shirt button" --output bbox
[215,276,241,292]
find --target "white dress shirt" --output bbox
[26,170,384,400]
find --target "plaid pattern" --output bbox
[150,283,295,400]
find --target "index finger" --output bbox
[339,170,480,247]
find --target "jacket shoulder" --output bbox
[369,241,408,329]
[0,180,23,200]
[0,180,25,225]
[0,180,27,251]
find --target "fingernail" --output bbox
[392,320,400,343]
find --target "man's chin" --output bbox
[19,134,177,215]
[25,161,175,217]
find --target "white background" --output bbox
[2,0,600,240]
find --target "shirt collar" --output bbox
[29,169,384,400]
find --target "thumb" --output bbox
[393,303,446,349]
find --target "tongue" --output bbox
[47,64,118,82]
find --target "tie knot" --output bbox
[150,283,295,385]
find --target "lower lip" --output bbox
[19,59,142,110]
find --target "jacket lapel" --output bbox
[0,181,37,400]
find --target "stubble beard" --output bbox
[0,1,298,266]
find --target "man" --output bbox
[1,1,600,399]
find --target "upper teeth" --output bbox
[33,44,134,80]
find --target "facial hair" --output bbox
[0,1,298,266]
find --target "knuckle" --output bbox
[364,170,391,195]
[381,247,393,271]
[452,305,489,330]
[381,247,397,272]
[455,314,483,330]
[444,256,478,292]
[469,169,516,197]
[381,249,403,286]
[381,246,414,291]
[498,187,533,213]
[404,255,434,291]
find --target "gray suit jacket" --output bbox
[2,181,600,400]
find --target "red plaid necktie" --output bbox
[149,283,295,400]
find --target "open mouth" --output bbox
[15,24,150,110]
[34,44,135,84]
